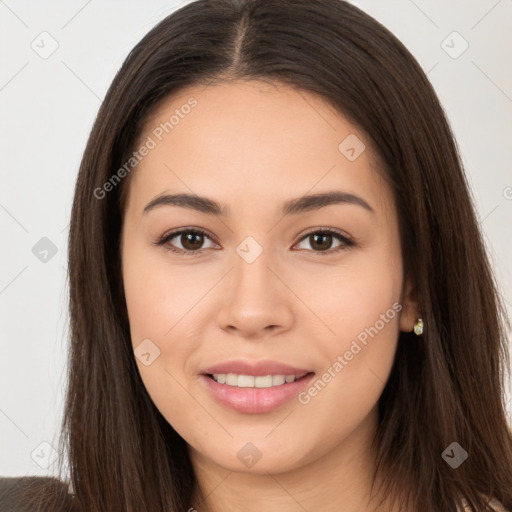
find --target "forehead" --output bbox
[125,80,392,219]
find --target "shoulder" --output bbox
[0,475,76,512]
[488,498,510,512]
[458,496,510,512]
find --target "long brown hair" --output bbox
[33,0,512,510]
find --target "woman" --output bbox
[2,0,511,510]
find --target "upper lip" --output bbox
[201,359,314,378]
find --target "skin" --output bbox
[120,80,419,512]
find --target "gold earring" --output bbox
[413,318,423,336]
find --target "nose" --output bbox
[215,248,294,339]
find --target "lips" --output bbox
[199,371,316,413]
[199,359,316,413]
[200,359,314,378]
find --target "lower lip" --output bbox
[199,373,315,414]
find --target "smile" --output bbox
[201,372,315,414]
[210,372,308,387]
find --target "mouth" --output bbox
[199,371,316,414]
[204,371,314,388]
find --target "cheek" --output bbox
[122,243,208,426]
[300,243,402,345]
[122,241,205,394]
[339,269,401,344]
[297,245,402,416]
[122,240,202,345]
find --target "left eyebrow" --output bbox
[282,191,375,216]
[142,191,375,217]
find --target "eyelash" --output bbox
[153,227,355,258]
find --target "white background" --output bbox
[1,0,511,477]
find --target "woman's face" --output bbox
[121,80,418,474]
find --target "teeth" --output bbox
[272,375,285,386]
[212,373,299,388]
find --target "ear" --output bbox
[399,278,420,333]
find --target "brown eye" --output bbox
[154,227,354,257]
[176,232,206,251]
[155,228,217,256]
[309,233,334,251]
[294,229,354,255]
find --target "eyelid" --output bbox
[297,226,352,242]
[153,227,218,255]
[154,226,355,256]
[293,227,355,254]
